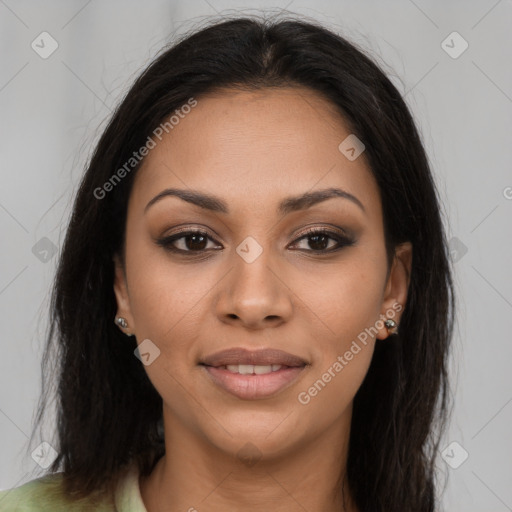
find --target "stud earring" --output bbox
[115,317,135,337]
[384,318,399,335]
[116,317,128,329]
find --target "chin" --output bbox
[200,410,306,458]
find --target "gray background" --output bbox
[0,1,511,510]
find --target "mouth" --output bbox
[199,347,308,400]
[204,363,292,374]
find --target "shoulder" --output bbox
[0,472,115,512]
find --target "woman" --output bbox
[0,14,454,512]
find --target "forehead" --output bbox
[130,87,380,217]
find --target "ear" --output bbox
[113,253,136,335]
[376,242,412,340]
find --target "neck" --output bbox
[140,409,359,512]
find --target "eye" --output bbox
[156,229,221,253]
[289,228,354,253]
[156,226,355,255]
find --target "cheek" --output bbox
[295,250,387,343]
[123,237,211,359]
[291,252,386,414]
[293,271,383,423]
[123,250,206,417]
[294,343,373,436]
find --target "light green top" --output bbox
[0,463,147,511]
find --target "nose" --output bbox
[214,249,293,331]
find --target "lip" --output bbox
[201,365,307,400]
[200,347,307,367]
[199,347,308,400]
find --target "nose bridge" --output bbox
[234,239,275,295]
[215,234,293,328]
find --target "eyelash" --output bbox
[155,227,355,256]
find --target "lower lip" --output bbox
[201,365,306,400]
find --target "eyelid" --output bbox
[287,227,355,252]
[154,227,221,256]
[156,225,220,242]
[291,223,353,240]
[155,223,355,255]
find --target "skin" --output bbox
[113,87,412,512]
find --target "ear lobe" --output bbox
[113,253,135,331]
[376,241,413,340]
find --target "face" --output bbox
[113,87,412,459]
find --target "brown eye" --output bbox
[180,232,208,251]
[156,230,221,253]
[156,227,354,256]
[290,229,354,253]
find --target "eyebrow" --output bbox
[144,187,366,215]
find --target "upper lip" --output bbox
[200,348,307,367]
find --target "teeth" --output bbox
[239,364,255,375]
[225,364,283,374]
